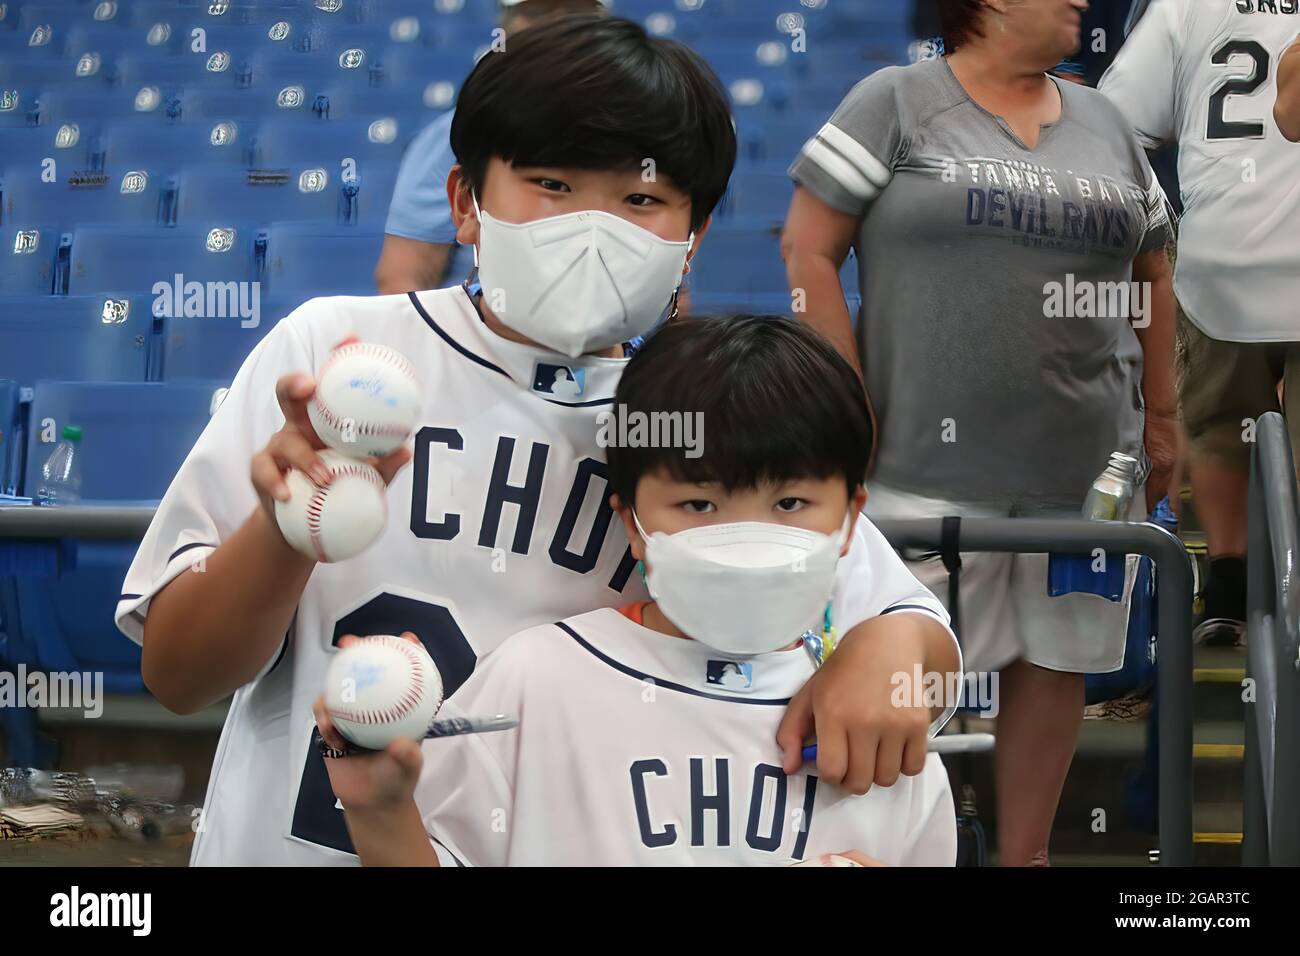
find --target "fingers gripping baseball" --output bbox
[259,340,422,562]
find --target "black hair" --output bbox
[450,15,736,231]
[936,0,987,52]
[606,316,873,506]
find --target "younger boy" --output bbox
[316,317,958,866]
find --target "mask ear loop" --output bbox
[666,231,695,324]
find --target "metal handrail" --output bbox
[873,515,1196,866]
[1242,412,1300,866]
[1,505,1198,863]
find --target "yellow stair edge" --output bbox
[1194,832,1243,845]
[1193,743,1244,759]
[1194,667,1246,683]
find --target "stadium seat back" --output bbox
[69,224,260,294]
[0,295,154,386]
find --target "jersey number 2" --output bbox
[1207,39,1270,140]
[288,593,477,856]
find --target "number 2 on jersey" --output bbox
[1207,39,1271,140]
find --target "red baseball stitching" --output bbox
[302,461,385,562]
[328,637,429,726]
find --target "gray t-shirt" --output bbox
[790,57,1173,514]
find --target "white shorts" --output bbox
[863,483,1141,675]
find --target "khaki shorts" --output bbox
[864,483,1140,675]
[1178,309,1300,467]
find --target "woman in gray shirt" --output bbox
[782,0,1178,865]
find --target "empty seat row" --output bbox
[0,292,302,385]
[1,221,386,296]
[1,160,400,229]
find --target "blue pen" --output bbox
[803,734,995,763]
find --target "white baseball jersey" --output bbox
[417,606,957,867]
[115,286,957,866]
[1099,0,1300,342]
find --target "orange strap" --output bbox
[618,602,650,627]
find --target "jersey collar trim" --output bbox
[554,620,795,706]
[406,289,623,408]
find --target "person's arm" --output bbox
[1133,247,1181,510]
[131,330,410,715]
[777,514,962,795]
[376,113,460,293]
[374,235,453,294]
[780,187,862,372]
[1275,35,1300,142]
[313,673,439,867]
[783,69,904,372]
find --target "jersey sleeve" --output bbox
[414,638,531,868]
[788,68,906,217]
[1098,0,1181,150]
[383,112,459,245]
[114,303,323,658]
[832,516,963,737]
[899,754,958,866]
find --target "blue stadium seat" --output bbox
[160,299,294,381]
[69,224,260,294]
[174,164,341,225]
[247,115,416,167]
[0,224,63,294]
[99,120,253,170]
[687,223,859,297]
[0,121,93,171]
[734,113,821,164]
[0,378,20,496]
[686,224,788,295]
[720,166,795,223]
[0,295,155,386]
[305,83,436,121]
[2,162,165,227]
[6,380,226,698]
[33,87,165,124]
[369,46,474,90]
[264,222,383,297]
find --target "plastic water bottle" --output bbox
[36,425,83,506]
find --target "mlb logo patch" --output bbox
[706,660,753,690]
[532,362,585,399]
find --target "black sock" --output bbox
[1204,556,1246,622]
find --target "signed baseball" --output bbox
[307,342,422,458]
[323,636,444,750]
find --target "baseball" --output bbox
[323,636,444,750]
[308,342,422,458]
[274,450,387,563]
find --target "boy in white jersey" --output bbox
[316,316,958,866]
[116,16,959,866]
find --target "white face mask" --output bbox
[634,513,851,657]
[473,196,692,358]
